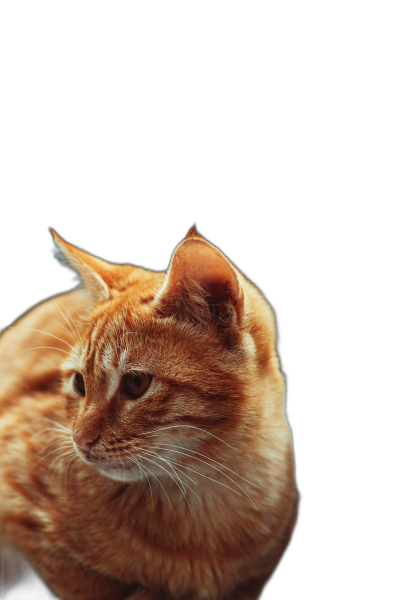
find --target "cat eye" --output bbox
[73,372,86,397]
[122,373,152,399]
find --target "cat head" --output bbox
[53,227,280,483]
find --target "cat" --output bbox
[0,227,298,600]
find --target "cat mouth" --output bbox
[76,450,136,473]
[73,445,141,481]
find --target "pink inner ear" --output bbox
[195,256,239,303]
[171,240,240,306]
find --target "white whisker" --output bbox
[147,443,257,506]
[17,346,71,355]
[50,448,76,467]
[153,442,262,489]
[138,425,234,449]
[42,418,72,434]
[117,447,126,484]
[33,436,70,459]
[52,297,81,343]
[34,442,74,467]
[150,454,253,505]
[50,450,77,476]
[138,450,195,518]
[138,460,174,514]
[8,327,75,350]
[30,427,71,441]
[141,448,197,486]
[122,449,153,506]
[46,317,78,345]
[139,449,203,508]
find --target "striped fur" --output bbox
[0,229,298,600]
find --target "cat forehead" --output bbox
[85,304,208,351]
[68,311,196,371]
[63,309,237,388]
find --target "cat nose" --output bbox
[73,431,100,454]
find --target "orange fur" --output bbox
[0,230,298,600]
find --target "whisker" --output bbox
[162,461,198,488]
[153,442,262,489]
[30,427,71,441]
[34,442,74,467]
[17,346,71,355]
[148,454,254,506]
[32,436,70,459]
[52,297,81,343]
[139,449,203,508]
[50,450,77,477]
[147,443,257,506]
[52,447,76,463]
[138,451,195,518]
[117,447,126,484]
[62,453,80,491]
[123,440,156,497]
[122,448,145,481]
[50,448,76,470]
[8,327,75,350]
[138,460,174,514]
[42,418,72,434]
[137,425,234,449]
[38,427,70,436]
[122,450,153,506]
[141,448,197,486]
[46,317,78,345]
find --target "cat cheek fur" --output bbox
[0,226,298,600]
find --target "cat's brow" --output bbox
[101,346,130,400]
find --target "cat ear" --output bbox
[156,236,243,327]
[50,229,110,304]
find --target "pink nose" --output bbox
[73,432,100,453]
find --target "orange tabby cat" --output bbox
[0,227,298,600]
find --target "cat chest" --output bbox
[65,493,255,597]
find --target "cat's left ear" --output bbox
[50,229,111,304]
[156,236,244,327]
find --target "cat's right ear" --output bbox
[50,229,110,304]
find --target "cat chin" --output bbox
[96,464,141,483]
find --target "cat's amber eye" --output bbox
[122,373,152,399]
[73,372,86,397]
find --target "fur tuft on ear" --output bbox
[156,236,243,327]
[50,229,110,305]
[185,224,202,239]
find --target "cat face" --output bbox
[54,227,274,481]
[54,228,259,483]
[62,299,247,482]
